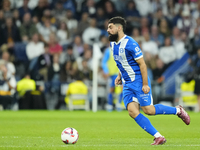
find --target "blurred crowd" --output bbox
[0,0,200,109]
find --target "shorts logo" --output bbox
[119,48,124,53]
[140,94,149,97]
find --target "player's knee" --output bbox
[128,110,139,119]
[142,107,155,115]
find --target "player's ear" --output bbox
[118,25,122,31]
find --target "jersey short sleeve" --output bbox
[127,41,143,60]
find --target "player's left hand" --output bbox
[142,85,150,94]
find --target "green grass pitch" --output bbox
[0,110,200,150]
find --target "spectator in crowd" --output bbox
[82,18,101,45]
[171,26,182,45]
[18,0,32,21]
[76,48,93,71]
[62,0,77,15]
[140,17,150,35]
[192,0,200,20]
[32,0,49,21]
[142,31,159,56]
[131,28,144,43]
[150,25,164,47]
[99,35,109,52]
[0,17,21,50]
[56,21,71,46]
[163,0,176,21]
[133,0,152,17]
[73,35,84,58]
[38,17,57,43]
[189,27,200,54]
[159,18,171,37]
[95,7,106,29]
[48,33,63,55]
[153,58,167,81]
[9,0,39,10]
[2,0,12,18]
[41,9,56,26]
[26,33,44,62]
[51,1,66,21]
[20,12,38,42]
[80,58,92,84]
[48,54,61,93]
[124,1,141,30]
[59,45,76,65]
[12,9,21,28]
[158,37,177,65]
[104,1,120,19]
[150,0,162,14]
[175,0,196,14]
[0,60,16,109]
[37,43,51,81]
[177,9,196,37]
[112,0,129,13]
[65,9,78,37]
[172,28,186,59]
[153,8,170,28]
[0,10,5,28]
[1,51,16,75]
[100,18,109,37]
[77,12,90,35]
[60,60,77,83]
[26,33,44,77]
[81,0,96,17]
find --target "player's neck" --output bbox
[116,33,125,43]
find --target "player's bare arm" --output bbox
[115,72,122,86]
[136,57,150,94]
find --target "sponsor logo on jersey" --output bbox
[113,55,124,62]
[135,47,142,55]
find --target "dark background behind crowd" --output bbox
[0,0,200,110]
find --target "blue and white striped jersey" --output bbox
[110,35,143,84]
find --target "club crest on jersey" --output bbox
[119,48,124,53]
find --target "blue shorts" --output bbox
[109,75,118,88]
[123,77,153,109]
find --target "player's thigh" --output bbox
[127,102,140,119]
[123,85,139,109]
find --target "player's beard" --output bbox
[108,33,118,41]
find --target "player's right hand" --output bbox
[115,76,122,86]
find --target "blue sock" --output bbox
[108,93,113,105]
[134,113,158,136]
[154,104,176,115]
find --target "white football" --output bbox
[61,127,79,144]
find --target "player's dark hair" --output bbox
[108,16,126,32]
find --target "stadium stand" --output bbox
[0,0,200,111]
